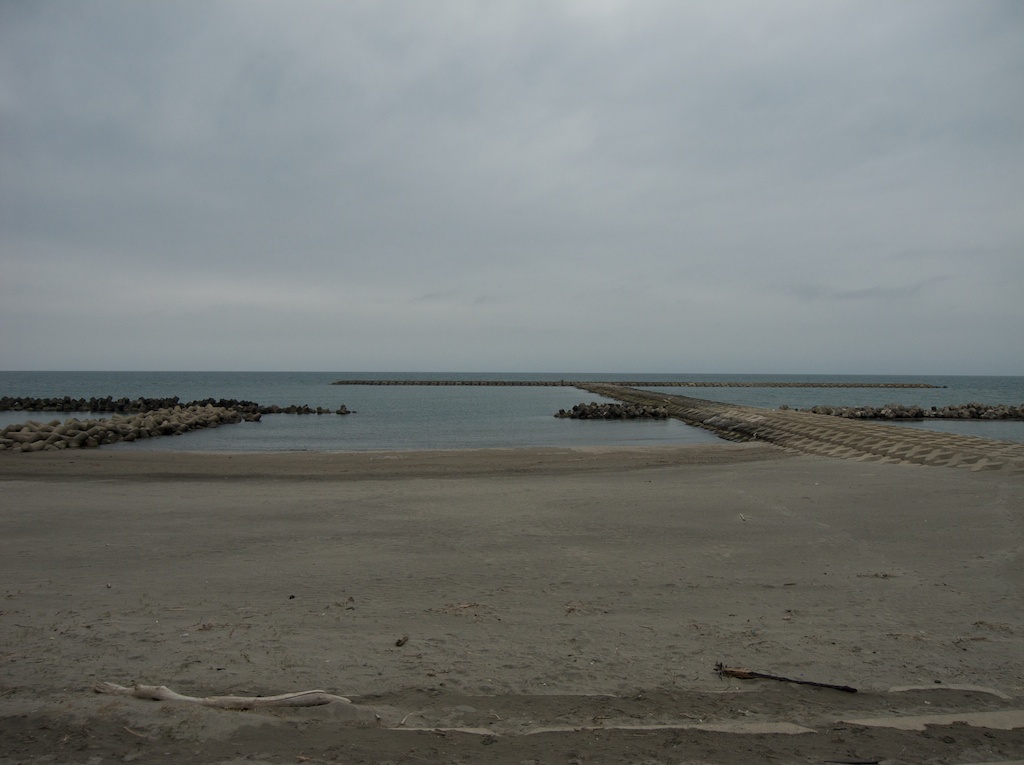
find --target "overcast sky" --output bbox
[1,1,1021,374]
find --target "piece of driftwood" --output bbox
[715,662,857,693]
[94,682,352,710]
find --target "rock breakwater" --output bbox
[792,402,1024,420]
[0,396,352,416]
[555,402,669,420]
[0,405,246,452]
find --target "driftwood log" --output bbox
[715,663,857,693]
[94,682,352,710]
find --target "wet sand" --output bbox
[1,444,1022,763]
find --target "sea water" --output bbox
[1,371,1021,451]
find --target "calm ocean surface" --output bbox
[1,371,1022,451]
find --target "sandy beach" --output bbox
[2,444,1023,763]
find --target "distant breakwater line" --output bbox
[331,379,941,388]
[793,402,1024,421]
[1,405,246,452]
[0,396,353,416]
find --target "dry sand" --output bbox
[1,443,1022,763]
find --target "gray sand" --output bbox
[1,444,1022,763]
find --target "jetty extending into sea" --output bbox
[578,383,1024,474]
[329,378,1024,472]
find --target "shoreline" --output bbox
[2,444,1022,762]
[0,442,785,481]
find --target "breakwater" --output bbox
[331,379,940,388]
[795,402,1024,420]
[555,402,669,419]
[0,396,352,416]
[0,405,246,452]
[578,384,1024,473]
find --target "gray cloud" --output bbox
[1,0,1022,374]
[786,277,951,302]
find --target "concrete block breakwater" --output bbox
[331,379,941,388]
[0,396,352,416]
[1,405,245,452]
[555,402,669,420]
[795,402,1024,420]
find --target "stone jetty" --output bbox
[579,384,1024,474]
[0,405,246,452]
[555,402,669,419]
